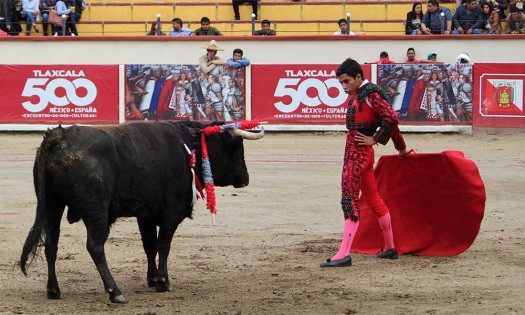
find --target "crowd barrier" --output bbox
[0,62,524,131]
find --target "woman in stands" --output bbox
[481,1,502,34]
[147,21,166,36]
[21,0,39,35]
[405,1,423,35]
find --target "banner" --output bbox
[377,63,473,123]
[125,64,246,122]
[251,64,371,123]
[0,65,119,123]
[473,63,525,128]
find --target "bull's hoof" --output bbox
[155,278,172,292]
[147,278,156,288]
[110,294,127,304]
[47,288,61,300]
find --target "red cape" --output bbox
[352,151,486,256]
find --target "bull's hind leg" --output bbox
[137,218,158,288]
[44,203,65,299]
[83,215,126,303]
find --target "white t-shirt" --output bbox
[334,30,355,35]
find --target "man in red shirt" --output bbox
[404,47,420,63]
[376,51,396,64]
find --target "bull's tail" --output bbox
[19,127,63,275]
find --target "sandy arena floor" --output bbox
[0,128,523,315]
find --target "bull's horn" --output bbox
[229,127,265,140]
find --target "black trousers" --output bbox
[0,21,21,35]
[232,0,258,20]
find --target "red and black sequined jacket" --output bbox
[346,81,406,151]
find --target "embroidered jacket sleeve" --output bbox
[367,91,406,151]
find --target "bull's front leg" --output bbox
[84,217,126,303]
[155,225,178,292]
[137,218,158,288]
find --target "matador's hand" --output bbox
[355,132,377,146]
[398,149,415,158]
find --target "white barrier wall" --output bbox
[1,36,523,132]
[0,36,523,65]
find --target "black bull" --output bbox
[18,121,264,303]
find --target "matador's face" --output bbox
[338,73,362,95]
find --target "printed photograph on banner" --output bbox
[480,77,524,116]
[250,64,371,123]
[378,63,473,123]
[0,65,119,123]
[126,64,246,122]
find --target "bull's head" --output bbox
[207,127,264,188]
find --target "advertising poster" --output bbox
[0,65,119,123]
[377,63,473,123]
[251,64,371,123]
[474,63,525,128]
[125,64,246,122]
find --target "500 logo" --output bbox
[22,78,98,113]
[273,78,347,113]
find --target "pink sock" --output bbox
[377,212,395,250]
[332,219,359,260]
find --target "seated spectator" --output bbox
[13,0,25,35]
[505,6,525,33]
[481,1,502,34]
[55,0,78,36]
[421,0,453,34]
[227,48,251,68]
[509,0,525,13]
[232,0,258,21]
[0,0,21,35]
[147,21,166,36]
[169,17,193,36]
[69,0,83,35]
[40,0,57,36]
[452,0,483,34]
[194,16,223,36]
[334,18,355,35]
[22,0,40,35]
[490,0,508,19]
[406,1,423,35]
[199,40,226,74]
[404,47,420,63]
[254,19,276,36]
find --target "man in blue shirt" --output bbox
[421,0,453,34]
[452,0,483,34]
[169,17,194,36]
[227,48,251,68]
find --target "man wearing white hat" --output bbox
[199,40,226,74]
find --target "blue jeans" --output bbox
[23,10,36,33]
[451,28,481,34]
[41,12,50,35]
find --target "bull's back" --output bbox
[39,123,193,220]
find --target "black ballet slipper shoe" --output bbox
[320,255,352,267]
[377,248,398,259]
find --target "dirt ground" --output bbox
[0,128,524,315]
